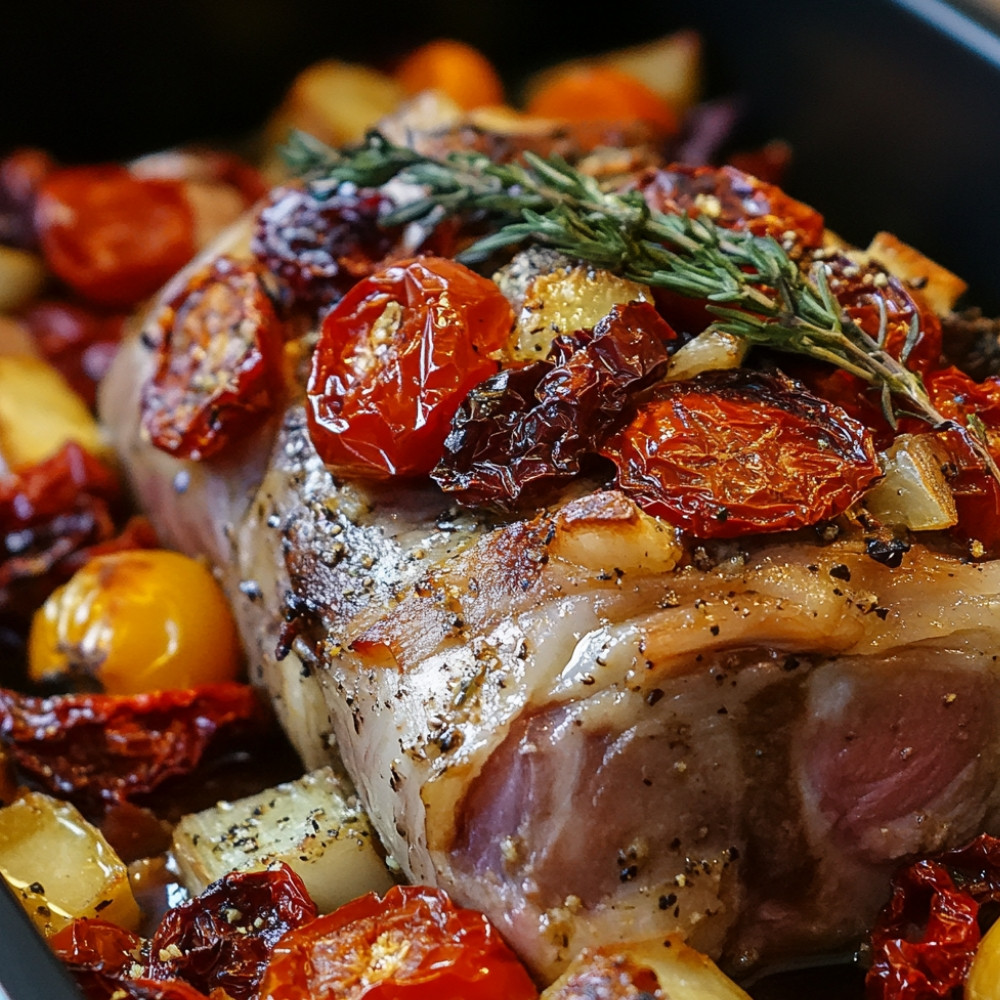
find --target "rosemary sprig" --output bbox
[283,129,998,480]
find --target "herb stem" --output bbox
[284,129,999,484]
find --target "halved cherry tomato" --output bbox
[394,39,506,110]
[140,256,286,461]
[601,369,880,538]
[526,65,679,136]
[34,165,196,307]
[306,256,514,478]
[259,884,538,1000]
[28,548,242,695]
[633,163,825,250]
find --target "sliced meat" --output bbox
[98,207,1000,985]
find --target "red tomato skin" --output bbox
[259,884,538,1000]
[602,369,880,538]
[306,256,514,479]
[35,165,196,308]
[634,163,825,249]
[140,256,286,461]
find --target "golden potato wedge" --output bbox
[261,60,406,180]
[0,354,108,470]
[968,916,1000,999]
[510,265,651,360]
[866,231,968,315]
[0,791,141,936]
[172,766,395,913]
[521,29,703,116]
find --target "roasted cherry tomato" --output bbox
[827,253,943,376]
[0,147,55,250]
[526,65,679,136]
[34,165,196,307]
[140,256,286,461]
[634,163,826,250]
[0,442,130,622]
[601,369,881,538]
[28,548,242,695]
[260,884,538,1000]
[306,256,514,478]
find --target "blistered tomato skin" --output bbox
[140,256,286,461]
[260,884,539,1000]
[633,163,826,250]
[34,165,196,307]
[306,256,514,479]
[602,369,881,538]
[27,549,242,695]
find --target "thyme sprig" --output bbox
[284,129,998,480]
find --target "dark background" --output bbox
[4,0,1000,309]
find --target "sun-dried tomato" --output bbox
[50,918,147,1000]
[147,865,318,1000]
[601,369,881,538]
[34,164,196,308]
[0,442,123,620]
[140,256,286,461]
[307,256,514,478]
[19,300,128,408]
[0,683,270,815]
[867,860,978,1000]
[632,163,826,249]
[0,147,55,250]
[629,162,825,333]
[827,254,943,376]
[251,183,402,308]
[866,833,1000,1000]
[432,300,673,510]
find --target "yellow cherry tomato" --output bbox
[28,549,242,695]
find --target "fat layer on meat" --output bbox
[99,223,1000,984]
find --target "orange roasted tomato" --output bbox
[602,369,881,538]
[526,64,679,137]
[140,255,286,461]
[34,164,197,307]
[28,549,242,695]
[259,884,538,1000]
[306,256,514,478]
